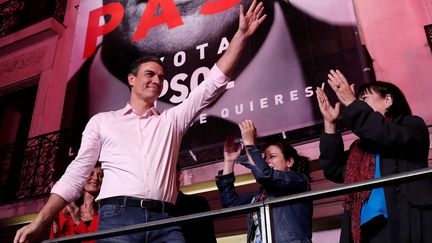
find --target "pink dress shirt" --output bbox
[51,65,229,204]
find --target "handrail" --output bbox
[43,167,432,242]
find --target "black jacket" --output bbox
[319,100,432,243]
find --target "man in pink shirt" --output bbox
[14,1,266,242]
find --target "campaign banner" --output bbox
[65,0,370,166]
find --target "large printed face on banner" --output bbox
[66,0,370,166]
[101,0,247,56]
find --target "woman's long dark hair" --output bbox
[263,140,310,179]
[356,81,412,118]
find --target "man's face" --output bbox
[104,0,255,56]
[128,61,165,104]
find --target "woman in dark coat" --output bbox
[316,69,432,243]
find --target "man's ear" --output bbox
[286,157,295,169]
[128,73,135,88]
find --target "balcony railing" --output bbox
[42,167,432,243]
[15,131,60,199]
[0,130,66,204]
[0,0,67,38]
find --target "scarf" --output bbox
[344,139,376,243]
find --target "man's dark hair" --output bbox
[129,55,164,76]
[356,81,412,118]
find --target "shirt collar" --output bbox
[121,103,160,118]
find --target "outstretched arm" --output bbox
[171,1,266,132]
[216,0,266,77]
[14,194,67,243]
[15,116,101,243]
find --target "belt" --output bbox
[99,196,175,214]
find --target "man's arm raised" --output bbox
[216,0,266,77]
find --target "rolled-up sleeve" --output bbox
[51,115,102,202]
[169,64,230,134]
[208,64,230,86]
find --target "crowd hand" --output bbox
[239,120,256,145]
[224,136,241,164]
[238,0,267,38]
[223,136,241,175]
[66,202,81,225]
[327,69,356,106]
[316,87,340,124]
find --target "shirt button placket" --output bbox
[138,116,143,144]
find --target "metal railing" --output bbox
[43,167,432,243]
[0,130,62,204]
[0,128,80,204]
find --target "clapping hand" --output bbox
[224,136,242,163]
[326,69,356,107]
[316,87,340,125]
[316,69,356,133]
[238,120,256,145]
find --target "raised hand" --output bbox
[327,69,356,107]
[223,136,242,175]
[224,136,241,163]
[238,0,267,38]
[316,87,340,134]
[238,120,256,145]
[316,87,340,122]
[215,0,266,77]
